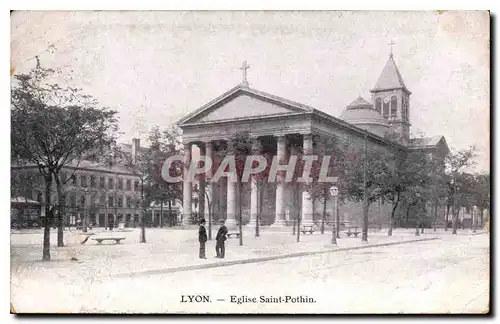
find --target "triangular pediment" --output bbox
[177,85,313,125]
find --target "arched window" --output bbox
[401,97,406,120]
[375,98,382,113]
[383,99,390,118]
[390,96,398,117]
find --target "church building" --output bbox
[176,53,449,228]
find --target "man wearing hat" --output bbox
[215,219,228,258]
[198,219,207,259]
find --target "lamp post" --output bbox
[330,185,339,245]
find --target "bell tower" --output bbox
[370,48,411,146]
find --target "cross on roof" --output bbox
[389,40,396,56]
[240,60,250,86]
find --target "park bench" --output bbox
[345,227,360,237]
[301,225,315,235]
[92,237,125,244]
[226,233,240,238]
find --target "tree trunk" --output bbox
[405,204,412,228]
[160,199,163,228]
[361,201,370,242]
[53,174,65,247]
[415,206,420,236]
[336,196,340,239]
[297,212,301,243]
[140,181,146,243]
[168,200,172,227]
[321,188,327,234]
[452,205,458,235]
[205,192,212,240]
[445,203,450,231]
[388,192,400,236]
[433,202,438,232]
[43,174,53,261]
[255,182,260,238]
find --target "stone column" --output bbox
[226,140,238,228]
[289,143,300,224]
[182,142,192,225]
[204,141,213,221]
[273,135,287,227]
[301,134,314,226]
[198,144,205,223]
[248,138,261,227]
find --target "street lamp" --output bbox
[329,185,339,245]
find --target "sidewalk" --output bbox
[10,227,457,285]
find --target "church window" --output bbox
[402,97,409,121]
[375,98,382,113]
[390,96,397,117]
[383,99,390,118]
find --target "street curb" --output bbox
[116,237,440,278]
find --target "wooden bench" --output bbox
[301,225,315,234]
[226,233,240,238]
[92,237,125,244]
[345,227,360,237]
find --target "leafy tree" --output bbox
[340,139,391,242]
[11,58,118,259]
[148,126,183,228]
[121,150,154,243]
[383,148,437,236]
[306,136,346,235]
[472,173,490,227]
[445,146,477,234]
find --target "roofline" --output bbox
[179,111,309,128]
[176,84,314,126]
[370,87,412,95]
[311,109,407,150]
[11,164,138,177]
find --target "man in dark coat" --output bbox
[198,219,207,259]
[215,219,228,259]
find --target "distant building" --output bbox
[10,138,179,228]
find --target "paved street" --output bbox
[10,230,489,314]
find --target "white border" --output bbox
[3,2,496,324]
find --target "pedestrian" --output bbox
[109,216,114,231]
[215,219,228,259]
[198,219,207,259]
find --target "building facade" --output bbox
[11,139,178,228]
[177,53,450,228]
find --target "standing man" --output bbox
[215,219,228,259]
[198,219,207,259]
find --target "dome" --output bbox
[340,97,389,137]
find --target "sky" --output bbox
[10,11,490,172]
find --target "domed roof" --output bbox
[345,97,373,110]
[340,97,389,127]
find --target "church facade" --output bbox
[176,54,449,228]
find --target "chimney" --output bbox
[132,138,140,162]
